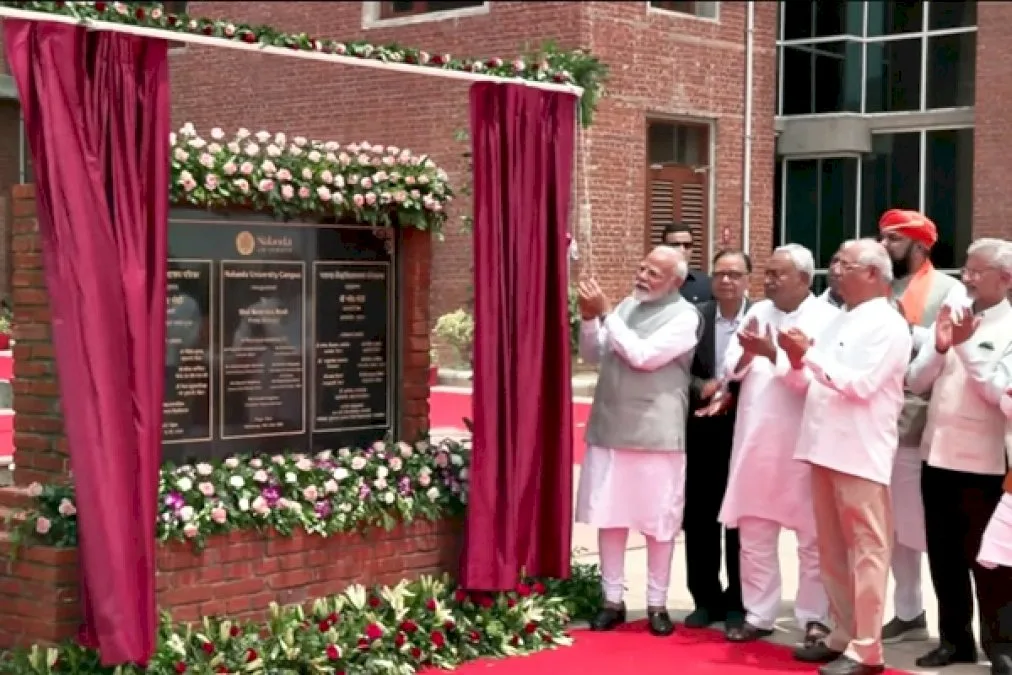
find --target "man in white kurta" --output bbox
[575,246,702,637]
[716,244,838,645]
[787,239,912,675]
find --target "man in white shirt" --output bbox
[575,246,703,637]
[782,239,912,675]
[905,238,1012,675]
[704,244,838,646]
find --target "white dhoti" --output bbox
[889,445,925,621]
[737,516,828,630]
[576,446,687,606]
[891,445,926,551]
[978,493,1012,569]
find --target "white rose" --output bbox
[333,467,349,481]
[285,472,298,484]
[179,505,195,522]
[224,457,240,469]
[229,475,244,489]
[196,463,213,476]
[426,487,440,500]
[176,477,193,492]
[238,497,250,512]
[451,454,463,466]
[383,492,395,504]
[376,466,389,479]
[324,479,338,494]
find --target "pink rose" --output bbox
[35,517,51,534]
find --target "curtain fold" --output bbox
[4,20,169,665]
[460,83,575,590]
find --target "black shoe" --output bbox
[725,610,745,629]
[647,608,675,637]
[726,621,773,642]
[818,655,885,675]
[993,654,1012,675]
[804,621,832,648]
[684,607,723,628]
[589,604,626,631]
[794,641,843,663]
[914,644,978,668]
[881,612,929,644]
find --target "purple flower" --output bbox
[164,492,185,511]
[262,485,281,506]
[314,500,332,518]
[398,476,413,495]
[358,483,371,499]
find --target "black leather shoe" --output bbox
[818,655,885,675]
[794,641,843,663]
[589,605,626,631]
[804,621,832,648]
[647,608,675,636]
[914,644,978,668]
[993,654,1012,675]
[726,621,773,642]
[725,610,745,629]
[684,607,723,628]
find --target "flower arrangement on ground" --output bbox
[0,573,589,674]
[14,438,469,551]
[170,124,452,232]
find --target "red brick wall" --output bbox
[0,519,462,648]
[168,2,776,320]
[972,2,1012,240]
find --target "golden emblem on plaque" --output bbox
[235,231,255,256]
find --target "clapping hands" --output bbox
[934,304,979,353]
[737,316,777,362]
[777,327,812,370]
[577,279,612,321]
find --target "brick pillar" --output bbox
[0,184,79,650]
[400,226,432,441]
[8,184,68,486]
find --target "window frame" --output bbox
[776,0,977,117]
[646,1,720,23]
[364,1,490,28]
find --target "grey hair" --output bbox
[967,238,1012,274]
[653,245,690,281]
[773,244,815,287]
[846,238,894,284]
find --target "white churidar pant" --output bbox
[889,444,925,620]
[576,445,687,606]
[738,516,829,630]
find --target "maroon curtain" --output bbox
[4,20,169,665]
[460,83,576,590]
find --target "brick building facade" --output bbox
[0,0,1005,310]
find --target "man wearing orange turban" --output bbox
[877,209,961,649]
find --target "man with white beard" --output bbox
[576,245,703,637]
[701,244,837,645]
[905,239,1012,674]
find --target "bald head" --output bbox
[634,246,689,302]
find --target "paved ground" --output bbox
[569,465,987,675]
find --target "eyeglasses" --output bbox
[961,266,997,280]
[713,271,746,281]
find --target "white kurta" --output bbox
[794,298,912,485]
[718,295,841,533]
[979,494,1012,569]
[574,306,701,543]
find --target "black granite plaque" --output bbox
[163,260,212,443]
[312,262,391,432]
[162,209,398,464]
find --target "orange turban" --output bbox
[878,209,938,248]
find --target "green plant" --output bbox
[523,41,609,127]
[546,551,604,623]
[568,286,581,355]
[432,309,475,368]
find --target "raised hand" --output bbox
[935,305,954,353]
[577,279,609,320]
[738,320,776,362]
[950,307,981,347]
[777,327,812,368]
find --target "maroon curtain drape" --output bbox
[4,20,169,665]
[460,83,576,590]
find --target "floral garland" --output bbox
[5,2,608,125]
[16,439,469,551]
[1,574,590,674]
[170,124,452,232]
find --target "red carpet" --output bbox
[428,388,591,464]
[445,620,910,674]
